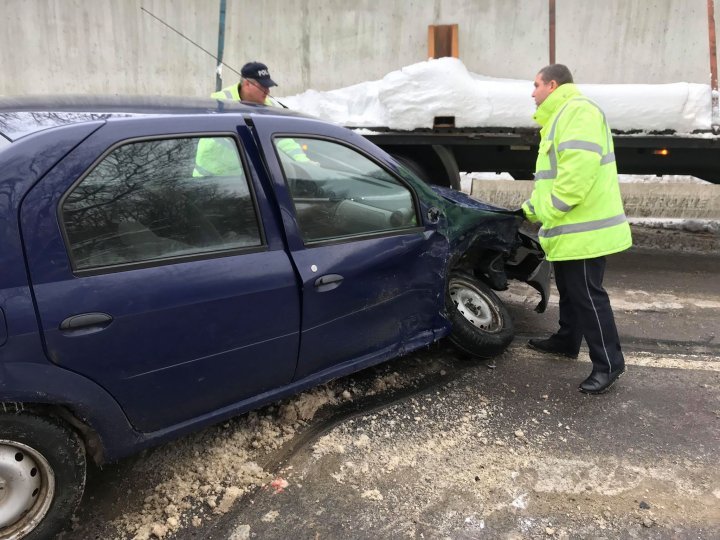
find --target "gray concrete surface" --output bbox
[471,180,720,219]
[1,0,718,97]
[64,248,720,539]
[470,179,720,254]
[207,345,720,539]
[558,0,714,84]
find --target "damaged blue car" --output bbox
[0,97,548,539]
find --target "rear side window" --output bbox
[62,137,261,271]
[274,137,417,243]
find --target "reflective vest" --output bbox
[522,84,632,261]
[194,84,310,177]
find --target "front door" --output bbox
[251,116,449,380]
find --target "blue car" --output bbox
[0,97,548,539]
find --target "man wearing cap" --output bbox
[195,61,311,176]
[212,61,283,107]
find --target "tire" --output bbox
[391,153,433,184]
[446,271,514,358]
[390,148,460,189]
[0,412,86,540]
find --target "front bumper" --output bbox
[504,232,551,313]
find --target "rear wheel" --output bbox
[446,271,514,358]
[0,413,86,540]
[390,147,461,190]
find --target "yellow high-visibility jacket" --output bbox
[194,84,310,177]
[522,84,632,261]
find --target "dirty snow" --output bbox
[228,524,251,540]
[70,335,719,538]
[71,364,426,539]
[106,386,339,539]
[280,57,715,133]
[460,172,713,186]
[260,510,280,523]
[499,282,720,314]
[616,174,712,184]
[299,365,720,538]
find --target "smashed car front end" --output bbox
[430,185,550,313]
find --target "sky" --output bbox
[280,57,714,134]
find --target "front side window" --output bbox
[274,137,417,242]
[62,137,261,270]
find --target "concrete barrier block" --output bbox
[471,180,720,219]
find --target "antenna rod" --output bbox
[141,6,241,78]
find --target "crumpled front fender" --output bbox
[427,186,550,313]
[504,230,551,313]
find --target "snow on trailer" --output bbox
[281,58,720,186]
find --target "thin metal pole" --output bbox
[549,0,556,64]
[215,0,227,91]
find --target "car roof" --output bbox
[0,95,306,141]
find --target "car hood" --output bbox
[429,185,521,255]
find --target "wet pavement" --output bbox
[65,248,720,539]
[204,345,720,540]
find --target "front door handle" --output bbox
[60,312,113,332]
[314,274,344,292]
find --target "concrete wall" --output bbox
[558,0,711,83]
[0,0,716,97]
[233,0,548,94]
[470,180,720,219]
[1,0,219,96]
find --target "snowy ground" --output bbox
[67,365,433,539]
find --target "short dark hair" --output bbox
[538,64,573,86]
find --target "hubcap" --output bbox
[449,279,502,332]
[0,441,54,539]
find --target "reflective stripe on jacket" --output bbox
[194,84,310,177]
[521,84,632,261]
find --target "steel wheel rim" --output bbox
[449,278,503,333]
[0,440,55,540]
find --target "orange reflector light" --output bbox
[653,148,669,156]
[302,144,308,151]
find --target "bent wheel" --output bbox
[447,271,514,359]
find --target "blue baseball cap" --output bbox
[240,62,277,88]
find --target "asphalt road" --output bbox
[65,248,720,540]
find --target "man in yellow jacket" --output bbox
[211,61,282,106]
[194,62,311,176]
[521,64,632,395]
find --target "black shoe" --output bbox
[527,338,579,359]
[579,367,626,395]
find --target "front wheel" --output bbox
[0,412,86,540]
[446,271,514,358]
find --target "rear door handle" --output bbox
[60,312,113,332]
[314,274,344,292]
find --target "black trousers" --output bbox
[552,256,625,374]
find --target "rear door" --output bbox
[251,115,449,380]
[21,116,300,432]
